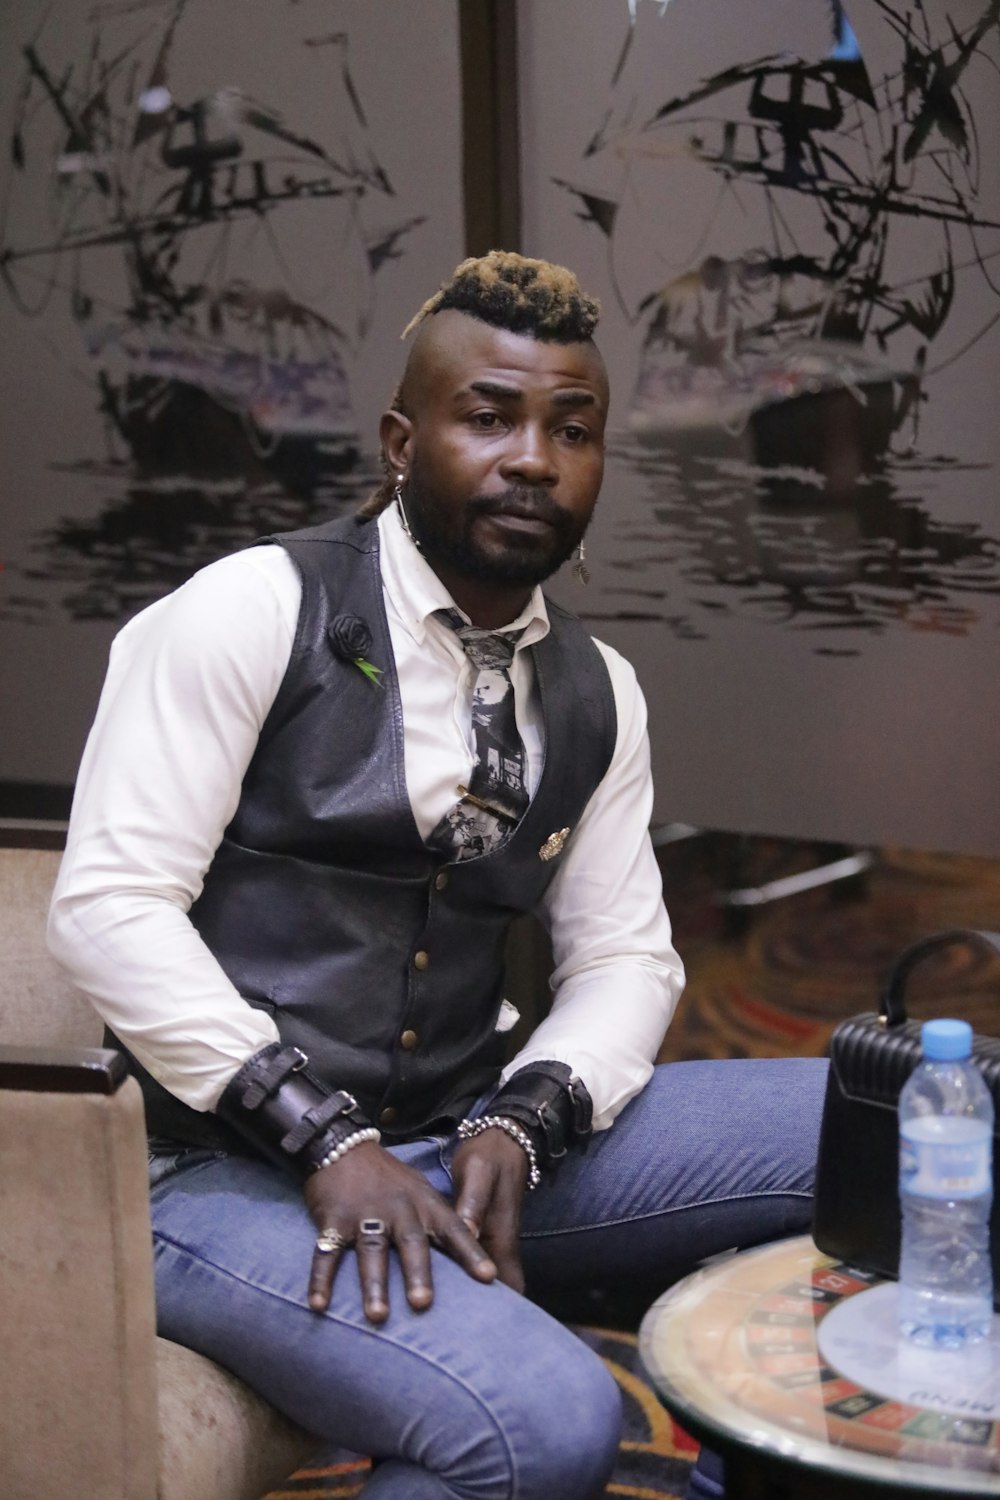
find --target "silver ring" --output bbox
[358,1217,387,1238]
[315,1228,347,1254]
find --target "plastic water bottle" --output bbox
[898,1018,994,1348]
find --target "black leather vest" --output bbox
[127,513,617,1149]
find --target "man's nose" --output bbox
[500,425,558,486]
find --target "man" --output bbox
[49,252,826,1500]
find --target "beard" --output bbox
[401,472,588,588]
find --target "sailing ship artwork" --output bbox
[541,0,1000,653]
[0,0,445,625]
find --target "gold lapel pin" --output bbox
[539,827,571,862]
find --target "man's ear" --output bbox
[379,409,413,479]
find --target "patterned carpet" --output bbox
[656,835,1000,1064]
[266,833,1000,1499]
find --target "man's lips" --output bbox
[481,510,556,536]
[471,493,566,538]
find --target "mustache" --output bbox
[467,488,571,530]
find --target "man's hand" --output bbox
[303,1141,496,1322]
[452,1127,530,1294]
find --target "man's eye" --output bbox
[562,423,589,443]
[472,411,501,429]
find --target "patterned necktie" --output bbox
[430,607,528,862]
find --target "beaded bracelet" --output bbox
[456,1114,542,1191]
[313,1125,382,1173]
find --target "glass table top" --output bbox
[638,1235,1000,1495]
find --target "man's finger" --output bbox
[395,1223,435,1311]
[308,1227,347,1312]
[453,1153,493,1238]
[477,1173,526,1294]
[356,1217,391,1323]
[434,1207,498,1283]
[480,1218,526,1294]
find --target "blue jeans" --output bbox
[149,1058,827,1499]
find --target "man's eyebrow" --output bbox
[551,389,598,409]
[464,380,599,408]
[467,379,522,400]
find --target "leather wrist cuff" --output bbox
[489,1061,593,1171]
[218,1043,373,1176]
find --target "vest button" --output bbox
[413,949,430,971]
[434,871,449,892]
[399,1029,419,1051]
[379,1106,398,1126]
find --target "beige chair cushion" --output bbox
[158,1344,319,1500]
[158,1340,319,1500]
[0,844,317,1499]
[0,1081,160,1498]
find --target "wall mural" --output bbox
[0,0,462,794]
[546,0,1000,643]
[523,0,1000,853]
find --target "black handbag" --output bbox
[812,927,1000,1308]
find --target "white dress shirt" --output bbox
[48,505,684,1130]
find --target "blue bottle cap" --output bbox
[921,1018,973,1061]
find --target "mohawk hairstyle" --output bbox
[401,249,600,343]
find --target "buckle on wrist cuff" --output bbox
[281,1090,361,1154]
[243,1045,308,1110]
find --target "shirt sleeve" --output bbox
[47,547,300,1112]
[500,642,685,1130]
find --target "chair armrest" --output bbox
[0,1043,127,1093]
[0,1059,159,1499]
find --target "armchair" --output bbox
[0,845,319,1500]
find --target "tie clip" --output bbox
[457,784,518,824]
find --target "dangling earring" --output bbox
[573,540,590,585]
[394,473,423,553]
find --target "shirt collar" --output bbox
[378,502,550,649]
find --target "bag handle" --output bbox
[881,928,1000,1027]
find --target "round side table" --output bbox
[639,1235,1000,1499]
